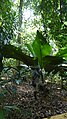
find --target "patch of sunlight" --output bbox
[64,21,67,25]
[23,9,34,20]
[44,113,67,119]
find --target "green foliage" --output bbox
[0,105,20,119]
[26,30,66,75]
[0,0,16,45]
[43,56,64,73]
[56,47,67,60]
[0,0,66,78]
[0,84,20,119]
[26,44,36,57]
[32,0,67,48]
[0,109,5,119]
[26,30,52,68]
[0,1,67,118]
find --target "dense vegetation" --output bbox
[0,0,67,119]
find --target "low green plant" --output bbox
[0,30,66,83]
[26,30,66,82]
[26,30,52,69]
[0,91,20,119]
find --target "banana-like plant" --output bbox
[0,30,66,81]
[26,30,66,81]
[26,30,52,69]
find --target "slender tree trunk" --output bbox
[17,0,23,43]
[17,0,23,66]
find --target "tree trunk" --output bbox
[17,0,23,66]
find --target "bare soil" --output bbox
[3,82,67,119]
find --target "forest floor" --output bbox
[3,82,67,119]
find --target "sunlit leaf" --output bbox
[32,38,41,59]
[41,43,52,56]
[32,36,42,66]
[26,43,36,57]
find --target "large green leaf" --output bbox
[42,56,65,73]
[32,38,41,59]
[32,30,47,59]
[32,34,42,66]
[32,30,52,67]
[41,43,52,56]
[43,56,64,65]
